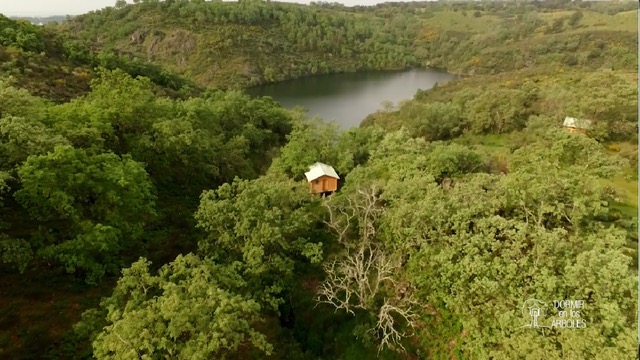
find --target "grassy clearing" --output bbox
[604,142,638,218]
[421,9,637,36]
[603,168,638,219]
[578,10,638,31]
[537,9,637,32]
[420,11,503,33]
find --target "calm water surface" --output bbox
[246,68,455,129]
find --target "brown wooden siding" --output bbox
[566,127,587,134]
[309,175,338,193]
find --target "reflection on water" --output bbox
[245,68,455,129]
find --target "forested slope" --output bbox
[59,0,420,89]
[412,3,637,75]
[7,0,636,95]
[0,14,198,102]
[57,0,637,89]
[0,69,295,358]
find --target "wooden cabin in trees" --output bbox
[563,117,592,134]
[304,162,339,195]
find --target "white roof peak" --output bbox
[563,116,592,129]
[304,162,339,182]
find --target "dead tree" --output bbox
[316,185,417,351]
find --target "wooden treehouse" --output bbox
[304,162,339,195]
[563,117,592,134]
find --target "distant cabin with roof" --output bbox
[304,162,339,194]
[563,117,592,134]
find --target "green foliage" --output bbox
[410,101,466,140]
[414,7,636,75]
[0,170,10,201]
[47,68,171,155]
[92,51,196,93]
[347,130,635,357]
[0,236,32,273]
[46,70,291,202]
[0,67,296,290]
[423,142,486,182]
[568,10,584,27]
[268,118,344,180]
[345,129,487,191]
[512,127,625,179]
[0,77,49,120]
[0,15,45,53]
[15,145,156,283]
[92,254,272,359]
[0,2,636,359]
[0,15,197,103]
[0,115,70,170]
[301,123,636,357]
[195,174,322,310]
[466,88,535,134]
[59,0,421,89]
[269,117,385,180]
[365,68,637,142]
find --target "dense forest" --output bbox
[0,0,637,359]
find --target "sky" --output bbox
[1,0,117,16]
[0,0,395,17]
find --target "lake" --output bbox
[245,68,455,129]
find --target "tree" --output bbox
[567,10,583,27]
[466,88,533,134]
[382,148,635,358]
[546,17,565,34]
[195,173,323,310]
[114,0,128,9]
[422,142,485,183]
[92,254,272,359]
[0,116,70,170]
[189,90,293,174]
[15,145,156,283]
[267,116,344,180]
[317,185,417,351]
[0,77,49,121]
[0,235,32,273]
[268,118,384,181]
[334,127,636,357]
[46,68,170,155]
[512,127,624,179]
[409,101,465,140]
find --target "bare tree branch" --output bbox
[316,185,417,351]
[374,300,419,352]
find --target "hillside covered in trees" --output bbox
[55,0,637,89]
[0,13,200,103]
[58,0,421,89]
[0,0,637,359]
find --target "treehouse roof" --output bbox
[304,162,339,182]
[563,117,592,129]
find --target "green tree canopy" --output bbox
[15,145,156,282]
[195,173,323,310]
[92,254,272,359]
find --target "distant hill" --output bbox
[58,1,421,89]
[4,0,638,100]
[0,14,199,103]
[9,15,71,25]
[57,0,637,90]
